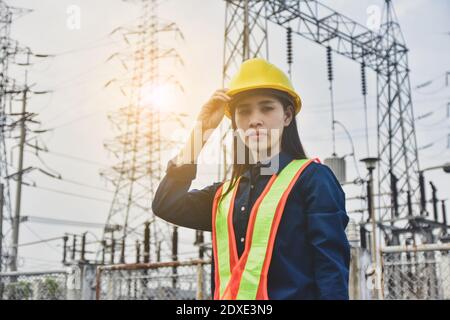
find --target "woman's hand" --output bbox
[196,89,231,130]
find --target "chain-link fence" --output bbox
[381,243,450,300]
[0,270,69,300]
[96,259,212,300]
[6,247,449,300]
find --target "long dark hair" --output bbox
[219,89,308,201]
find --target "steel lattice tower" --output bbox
[0,1,34,271]
[0,1,15,271]
[222,0,422,246]
[100,0,185,263]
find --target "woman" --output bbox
[152,58,350,300]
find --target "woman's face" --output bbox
[233,93,293,157]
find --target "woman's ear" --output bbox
[284,105,294,127]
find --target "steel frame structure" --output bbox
[222,0,425,246]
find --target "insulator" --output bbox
[286,27,293,65]
[419,171,426,215]
[442,200,448,228]
[390,170,399,217]
[430,182,439,222]
[326,46,333,82]
[361,62,367,96]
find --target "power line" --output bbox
[48,110,105,130]
[46,35,120,57]
[44,89,105,124]
[13,235,62,249]
[23,184,111,204]
[21,215,109,229]
[43,14,144,58]
[43,149,110,167]
[22,224,61,254]
[46,60,112,92]
[55,176,114,194]
[6,158,113,194]
[18,255,61,263]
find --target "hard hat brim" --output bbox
[224,85,302,119]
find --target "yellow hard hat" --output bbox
[224,58,302,118]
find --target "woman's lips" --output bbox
[245,129,268,137]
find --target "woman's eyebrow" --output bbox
[236,102,251,108]
[258,99,276,105]
[235,99,275,108]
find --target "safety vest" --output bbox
[211,157,320,300]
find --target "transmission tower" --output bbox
[1,1,51,271]
[0,0,15,273]
[100,0,186,264]
[222,0,429,247]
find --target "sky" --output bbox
[1,0,449,271]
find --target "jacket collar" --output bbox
[241,151,294,179]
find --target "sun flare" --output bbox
[139,83,176,111]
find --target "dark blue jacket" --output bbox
[152,151,351,300]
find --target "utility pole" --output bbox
[0,183,4,272]
[360,157,380,299]
[120,237,125,264]
[80,232,86,262]
[143,221,150,263]
[101,240,106,264]
[442,201,448,235]
[243,0,250,61]
[368,169,378,264]
[71,235,77,261]
[9,80,28,272]
[196,230,204,259]
[135,240,140,263]
[172,226,178,288]
[62,235,68,264]
[110,237,115,264]
[430,182,438,223]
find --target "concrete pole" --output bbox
[368,167,381,299]
[10,86,28,272]
[243,0,250,60]
[0,184,4,272]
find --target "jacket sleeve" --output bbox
[152,158,222,232]
[304,163,351,300]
